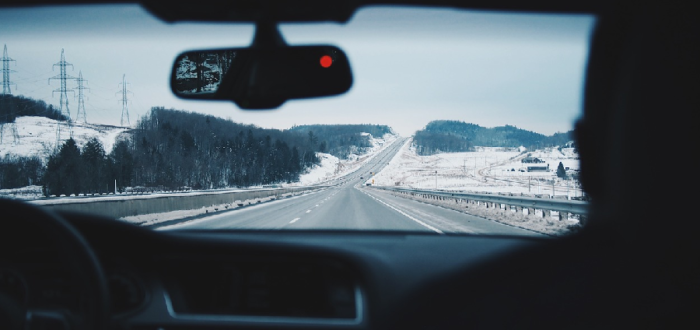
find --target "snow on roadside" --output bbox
[145,189,322,229]
[0,185,43,200]
[29,187,253,205]
[370,188,580,236]
[369,138,583,235]
[297,153,341,185]
[293,133,399,186]
[372,138,583,198]
[121,194,282,226]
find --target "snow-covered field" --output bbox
[294,133,399,186]
[373,138,582,198]
[0,116,128,159]
[369,138,584,236]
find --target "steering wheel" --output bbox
[0,198,110,330]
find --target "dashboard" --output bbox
[2,209,545,330]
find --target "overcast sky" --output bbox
[0,4,595,137]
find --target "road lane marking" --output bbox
[360,190,444,234]
[290,218,300,224]
[306,210,311,213]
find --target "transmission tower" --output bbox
[1,44,19,144]
[2,44,16,95]
[117,74,132,127]
[49,48,77,147]
[75,70,89,123]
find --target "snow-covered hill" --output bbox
[296,133,399,185]
[0,116,129,160]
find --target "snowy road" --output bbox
[160,138,542,236]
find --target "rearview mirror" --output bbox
[171,46,353,109]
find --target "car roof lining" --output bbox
[1,0,607,23]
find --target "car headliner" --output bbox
[1,0,607,23]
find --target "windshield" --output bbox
[0,4,595,236]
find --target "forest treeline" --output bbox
[39,107,322,195]
[288,124,393,159]
[1,104,395,196]
[126,107,320,190]
[413,120,573,156]
[0,94,68,124]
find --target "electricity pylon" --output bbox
[1,44,16,95]
[1,44,18,144]
[117,74,132,127]
[75,70,89,123]
[49,48,77,147]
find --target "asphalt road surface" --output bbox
[163,138,542,236]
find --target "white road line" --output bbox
[290,218,300,224]
[306,210,311,213]
[361,190,444,234]
[315,204,319,207]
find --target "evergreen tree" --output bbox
[110,140,133,193]
[557,162,567,179]
[0,156,44,189]
[44,138,82,197]
[82,138,108,194]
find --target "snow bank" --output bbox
[292,133,399,186]
[371,188,581,236]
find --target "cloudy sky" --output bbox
[0,4,595,136]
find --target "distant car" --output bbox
[511,168,515,171]
[360,176,363,179]
[366,183,372,186]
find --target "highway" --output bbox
[162,138,543,236]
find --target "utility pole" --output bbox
[551,180,555,198]
[117,74,132,127]
[75,71,89,123]
[49,48,77,147]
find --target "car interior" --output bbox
[1,1,698,330]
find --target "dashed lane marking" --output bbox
[360,190,443,234]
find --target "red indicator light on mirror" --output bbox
[320,55,332,68]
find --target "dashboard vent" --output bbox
[160,257,358,319]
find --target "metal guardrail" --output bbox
[35,186,327,219]
[370,186,588,215]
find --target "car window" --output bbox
[0,4,595,236]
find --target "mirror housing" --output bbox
[171,45,353,109]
